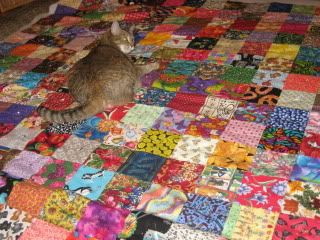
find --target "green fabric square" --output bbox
[291,5,315,15]
[221,66,257,83]
[0,56,22,68]
[291,60,319,76]
[163,16,189,25]
[122,104,164,128]
[274,33,304,45]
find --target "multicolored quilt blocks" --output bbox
[0,0,320,239]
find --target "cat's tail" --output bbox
[37,102,102,123]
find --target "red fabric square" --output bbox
[236,172,288,212]
[239,41,272,56]
[153,158,204,193]
[177,49,210,61]
[284,74,320,93]
[280,23,309,35]
[41,92,74,111]
[300,132,320,159]
[196,26,227,38]
[194,8,219,18]
[10,44,40,57]
[230,19,259,31]
[167,92,206,114]
[162,0,186,7]
[124,12,150,22]
[106,103,136,121]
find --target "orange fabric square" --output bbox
[284,74,320,93]
[7,181,53,216]
[10,44,40,57]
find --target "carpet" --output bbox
[0,0,320,239]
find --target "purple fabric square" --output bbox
[179,76,219,95]
[12,58,43,72]
[54,4,78,16]
[3,150,50,179]
[141,70,161,88]
[173,26,202,36]
[0,104,35,124]
[247,31,277,42]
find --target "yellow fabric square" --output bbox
[58,0,82,9]
[139,32,172,46]
[265,44,300,60]
[28,46,60,59]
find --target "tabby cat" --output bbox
[38,21,158,123]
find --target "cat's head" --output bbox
[104,21,135,53]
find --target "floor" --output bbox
[0,0,57,40]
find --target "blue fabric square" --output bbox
[16,72,47,89]
[268,2,293,12]
[165,60,199,76]
[266,106,309,132]
[65,166,114,200]
[118,152,166,182]
[176,194,231,234]
[0,42,20,57]
[296,46,320,65]
[73,117,109,141]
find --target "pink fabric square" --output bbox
[220,120,266,147]
[12,58,43,72]
[64,36,97,51]
[167,92,206,114]
[162,0,186,7]
[153,24,181,33]
[195,8,219,18]
[19,219,70,240]
[178,49,210,61]
[124,12,149,22]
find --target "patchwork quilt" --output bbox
[0,0,320,239]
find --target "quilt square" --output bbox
[100,173,150,210]
[291,60,320,76]
[139,32,171,46]
[0,56,22,68]
[52,136,100,164]
[280,181,320,218]
[231,53,264,69]
[19,219,70,240]
[290,155,320,184]
[247,31,276,43]
[0,147,20,171]
[208,140,256,171]
[65,166,114,200]
[305,111,320,134]
[118,151,166,182]
[241,85,281,105]
[16,72,47,89]
[31,59,64,74]
[222,203,279,240]
[236,172,288,212]
[153,158,204,193]
[134,88,176,107]
[223,29,251,40]
[238,41,271,56]
[10,43,40,57]
[266,44,300,60]
[220,66,257,84]
[277,90,316,111]
[0,205,33,239]
[259,57,294,73]
[41,189,89,230]
[186,115,229,139]
[12,58,43,72]
[274,33,305,44]
[136,183,187,221]
[73,117,116,141]
[25,130,70,156]
[73,202,129,240]
[103,122,145,150]
[207,51,236,65]
[212,39,244,53]
[7,181,52,216]
[232,102,274,125]
[250,149,297,178]
[176,193,231,234]
[3,150,50,179]
[84,144,132,171]
[121,104,164,129]
[0,171,22,204]
[137,129,181,158]
[152,108,195,134]
[220,120,265,147]
[266,106,309,132]
[295,46,320,65]
[28,46,59,59]
[171,135,218,165]
[283,74,320,93]
[0,103,35,125]
[268,2,292,12]
[279,23,309,35]
[30,158,80,189]
[178,76,219,95]
[195,165,244,200]
[199,96,239,119]
[177,48,210,61]
[252,70,288,89]
[258,127,304,154]
[273,214,320,240]
[187,37,218,50]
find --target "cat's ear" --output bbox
[111,21,121,36]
